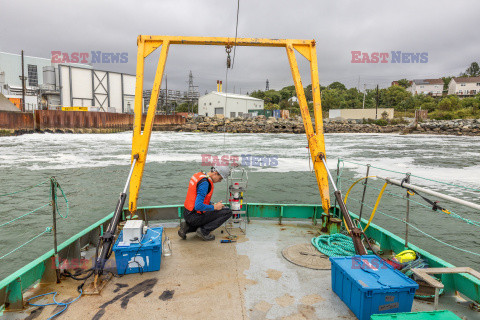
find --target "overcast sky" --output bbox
[1,0,478,94]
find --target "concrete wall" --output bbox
[329,108,395,120]
[0,110,185,132]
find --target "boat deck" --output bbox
[5,220,477,320]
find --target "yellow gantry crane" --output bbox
[128,36,331,216]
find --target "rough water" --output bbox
[1,132,479,280]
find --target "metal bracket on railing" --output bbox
[403,173,411,248]
[359,164,371,221]
[50,177,61,283]
[318,153,368,255]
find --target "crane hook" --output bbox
[225,45,232,69]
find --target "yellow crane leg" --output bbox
[129,39,170,214]
[286,43,330,215]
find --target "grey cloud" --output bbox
[0,0,478,94]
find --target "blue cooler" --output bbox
[113,227,163,275]
[330,255,418,320]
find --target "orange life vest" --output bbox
[184,172,214,213]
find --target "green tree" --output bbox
[321,89,343,111]
[305,84,313,102]
[264,103,280,111]
[328,81,346,91]
[438,95,460,111]
[465,62,480,77]
[341,88,362,109]
[442,76,453,91]
[412,94,437,112]
[264,90,282,104]
[279,87,294,100]
[176,102,197,113]
[461,97,480,116]
[395,79,411,88]
[250,90,265,100]
[383,86,412,110]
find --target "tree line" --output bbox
[249,62,480,120]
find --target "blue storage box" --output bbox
[330,255,418,320]
[113,227,163,275]
[370,310,462,320]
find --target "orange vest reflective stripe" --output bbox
[184,172,214,213]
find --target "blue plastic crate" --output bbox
[370,310,462,320]
[113,227,163,275]
[330,255,418,320]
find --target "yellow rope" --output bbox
[341,176,387,233]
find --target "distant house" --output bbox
[408,79,444,97]
[448,76,480,97]
[288,96,298,103]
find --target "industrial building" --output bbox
[0,51,90,111]
[0,51,137,113]
[58,65,136,113]
[198,91,264,118]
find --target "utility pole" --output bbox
[21,50,26,112]
[266,79,269,91]
[362,84,366,109]
[375,85,379,119]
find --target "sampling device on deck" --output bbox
[225,167,248,235]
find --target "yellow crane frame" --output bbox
[129,35,331,215]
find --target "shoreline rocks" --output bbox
[178,116,480,136]
[2,116,479,136]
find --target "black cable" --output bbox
[399,178,448,212]
[122,239,145,275]
[62,268,94,281]
[231,0,240,69]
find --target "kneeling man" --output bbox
[178,166,232,241]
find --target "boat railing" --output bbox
[0,177,69,279]
[334,158,480,262]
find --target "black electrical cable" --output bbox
[122,238,145,275]
[231,0,240,69]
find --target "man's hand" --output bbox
[213,201,224,210]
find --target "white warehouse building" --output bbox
[198,91,264,118]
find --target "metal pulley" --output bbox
[225,45,232,68]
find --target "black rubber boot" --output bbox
[178,221,188,240]
[196,228,215,241]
